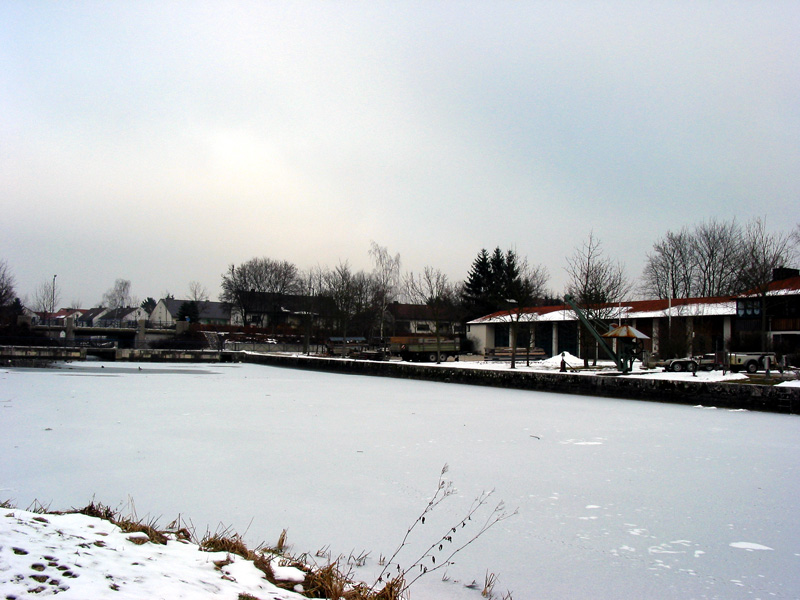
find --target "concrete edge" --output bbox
[239,352,800,415]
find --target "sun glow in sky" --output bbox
[2,1,798,306]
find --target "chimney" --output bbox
[772,267,800,282]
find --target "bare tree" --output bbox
[257,258,300,296]
[498,259,550,369]
[187,281,209,303]
[369,241,401,340]
[404,266,456,363]
[0,260,15,308]
[353,269,380,335]
[691,218,743,297]
[220,264,252,324]
[641,218,789,301]
[102,279,134,309]
[324,262,359,351]
[737,217,798,350]
[565,232,629,366]
[297,265,328,354]
[32,277,61,314]
[220,257,300,325]
[641,228,695,299]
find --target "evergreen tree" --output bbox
[462,247,539,320]
[500,249,520,302]
[140,297,157,314]
[177,301,200,323]
[488,247,506,302]
[461,249,494,320]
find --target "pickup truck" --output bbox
[727,352,780,374]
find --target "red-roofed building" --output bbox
[467,269,800,360]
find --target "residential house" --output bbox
[77,307,110,327]
[150,298,231,327]
[95,307,149,328]
[385,302,461,338]
[229,292,335,329]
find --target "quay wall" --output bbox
[1,346,229,364]
[4,345,798,414]
[240,353,800,415]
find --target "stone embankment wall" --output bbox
[1,346,228,364]
[1,346,86,362]
[239,353,800,415]
[115,349,230,362]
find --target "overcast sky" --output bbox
[2,1,798,307]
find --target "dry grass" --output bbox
[274,528,289,553]
[74,500,115,521]
[200,529,279,584]
[302,563,404,600]
[482,571,497,598]
[116,516,168,545]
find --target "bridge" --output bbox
[30,318,184,349]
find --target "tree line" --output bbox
[641,218,798,299]
[2,218,798,343]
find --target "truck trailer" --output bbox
[389,336,461,362]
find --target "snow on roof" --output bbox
[468,296,738,325]
[738,275,800,298]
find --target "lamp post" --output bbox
[52,274,57,320]
[505,298,519,369]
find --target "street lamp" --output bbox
[52,274,57,318]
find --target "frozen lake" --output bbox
[2,361,799,599]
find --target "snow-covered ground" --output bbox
[411,351,754,380]
[2,361,800,599]
[416,351,800,384]
[0,507,306,599]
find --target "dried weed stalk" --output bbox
[372,464,518,598]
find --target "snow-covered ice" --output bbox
[2,361,799,599]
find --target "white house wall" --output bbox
[466,323,492,354]
[149,301,174,326]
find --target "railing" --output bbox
[484,347,548,360]
[224,341,325,354]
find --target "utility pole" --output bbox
[52,274,57,318]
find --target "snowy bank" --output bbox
[0,507,307,600]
